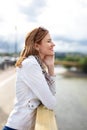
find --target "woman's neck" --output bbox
[38,53,45,61]
[35,54,46,70]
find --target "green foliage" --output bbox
[79,57,87,73]
[63,55,80,62]
[55,54,87,73]
[63,56,78,69]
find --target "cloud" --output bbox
[37,0,87,40]
[53,35,87,45]
[0,0,87,53]
[54,40,87,54]
[19,0,46,22]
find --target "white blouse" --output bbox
[6,55,56,130]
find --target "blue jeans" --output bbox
[2,126,17,130]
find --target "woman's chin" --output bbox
[50,52,55,55]
[46,53,54,56]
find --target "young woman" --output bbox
[2,27,57,130]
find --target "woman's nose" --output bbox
[52,42,55,47]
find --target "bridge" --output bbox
[55,60,80,68]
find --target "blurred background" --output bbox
[0,0,87,130]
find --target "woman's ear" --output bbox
[35,43,39,51]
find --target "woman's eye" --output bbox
[48,40,51,43]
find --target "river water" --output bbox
[55,66,87,130]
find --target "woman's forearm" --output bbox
[48,65,55,76]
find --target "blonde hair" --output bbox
[15,27,48,67]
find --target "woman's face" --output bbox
[37,33,55,58]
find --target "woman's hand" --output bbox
[43,55,54,67]
[43,55,55,76]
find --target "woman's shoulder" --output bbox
[22,55,38,67]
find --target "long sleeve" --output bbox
[45,74,56,95]
[21,57,57,110]
[34,55,56,96]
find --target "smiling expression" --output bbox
[35,33,55,58]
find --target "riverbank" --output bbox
[55,66,87,78]
[60,70,87,78]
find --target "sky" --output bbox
[0,0,87,53]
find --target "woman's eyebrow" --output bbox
[47,38,52,40]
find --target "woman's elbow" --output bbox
[45,98,57,110]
